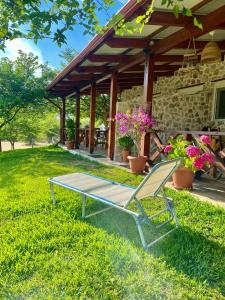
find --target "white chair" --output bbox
[48,158,181,249]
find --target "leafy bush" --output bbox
[117,135,134,151]
[66,118,75,141]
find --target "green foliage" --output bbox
[66,118,75,141]
[66,94,110,125]
[0,147,224,298]
[0,0,202,50]
[0,108,59,147]
[166,135,194,170]
[0,51,56,132]
[59,47,79,69]
[117,135,134,150]
[0,0,115,50]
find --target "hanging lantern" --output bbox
[178,37,199,75]
[201,41,221,64]
[182,37,199,68]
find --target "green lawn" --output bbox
[0,146,224,299]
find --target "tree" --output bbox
[0,51,56,131]
[0,120,21,150]
[0,108,59,150]
[65,94,110,125]
[0,0,200,51]
[59,48,79,69]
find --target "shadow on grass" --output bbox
[81,201,225,295]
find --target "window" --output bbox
[215,88,225,119]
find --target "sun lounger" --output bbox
[48,158,181,249]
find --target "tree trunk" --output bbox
[10,141,15,150]
[0,140,2,152]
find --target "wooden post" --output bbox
[108,72,118,160]
[75,90,80,149]
[140,50,155,157]
[60,97,66,144]
[89,82,96,154]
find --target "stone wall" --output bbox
[118,61,225,131]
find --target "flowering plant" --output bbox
[164,135,214,172]
[115,108,156,156]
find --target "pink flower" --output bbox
[119,125,128,134]
[186,145,201,158]
[164,145,173,153]
[193,157,205,169]
[200,135,211,145]
[201,153,215,164]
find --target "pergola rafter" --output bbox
[47,0,225,159]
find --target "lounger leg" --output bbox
[166,197,179,227]
[50,182,56,205]
[82,195,86,218]
[134,217,147,249]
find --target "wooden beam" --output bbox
[67,74,94,81]
[153,5,225,55]
[191,0,212,12]
[88,53,187,65]
[141,51,155,157]
[177,40,225,50]
[119,73,144,79]
[149,11,192,27]
[89,83,96,154]
[76,66,112,73]
[61,97,66,144]
[89,54,133,63]
[106,37,149,49]
[108,72,118,160]
[155,54,184,62]
[75,91,80,149]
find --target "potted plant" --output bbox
[115,107,156,173]
[164,135,214,189]
[118,135,134,162]
[65,118,75,149]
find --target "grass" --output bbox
[0,146,224,299]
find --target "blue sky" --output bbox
[0,1,125,70]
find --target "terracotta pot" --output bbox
[65,140,75,149]
[128,156,148,174]
[172,167,194,190]
[121,150,129,162]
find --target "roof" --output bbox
[47,0,225,97]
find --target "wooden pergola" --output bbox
[47,0,225,160]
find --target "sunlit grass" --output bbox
[0,146,224,299]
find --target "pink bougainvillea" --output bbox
[200,135,211,145]
[164,145,173,153]
[186,145,201,158]
[115,107,156,156]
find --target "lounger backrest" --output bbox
[133,158,181,200]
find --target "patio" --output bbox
[47,0,225,205]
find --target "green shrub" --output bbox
[66,118,75,141]
[118,135,134,150]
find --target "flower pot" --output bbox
[121,150,129,162]
[172,167,194,190]
[128,156,148,174]
[65,140,75,149]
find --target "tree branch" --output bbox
[0,107,21,129]
[44,97,61,109]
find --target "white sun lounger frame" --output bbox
[48,158,181,249]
